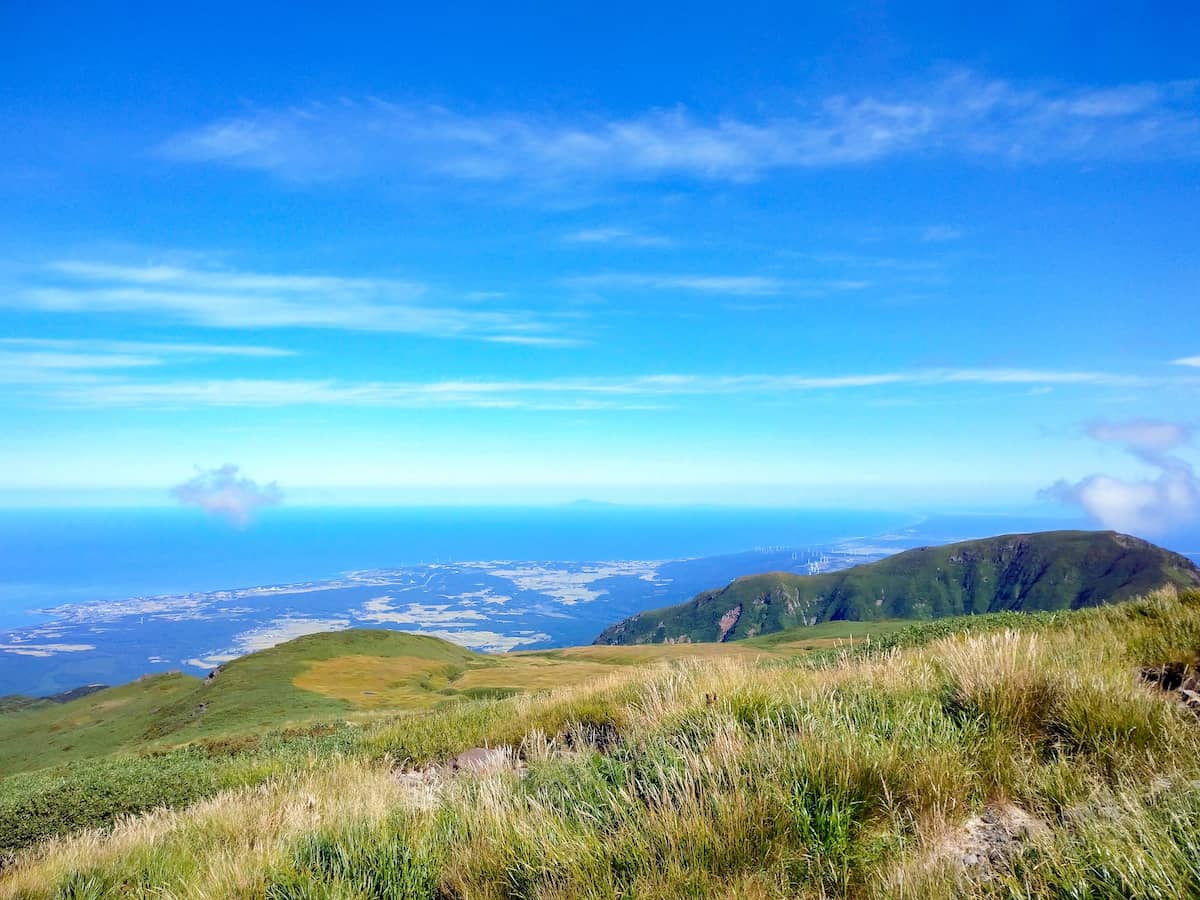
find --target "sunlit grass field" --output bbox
[4,594,1200,896]
[0,619,914,777]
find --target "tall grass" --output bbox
[3,588,1200,898]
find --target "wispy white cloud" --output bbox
[0,337,293,359]
[14,367,1197,410]
[1086,419,1190,453]
[8,260,571,344]
[568,272,789,296]
[563,227,674,247]
[1041,419,1199,535]
[41,378,666,410]
[483,334,581,348]
[171,463,282,526]
[0,337,293,385]
[1173,355,1200,367]
[160,71,1200,186]
[919,225,964,243]
[568,271,875,297]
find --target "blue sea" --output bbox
[0,505,925,626]
[7,504,1191,696]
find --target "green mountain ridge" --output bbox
[595,530,1200,645]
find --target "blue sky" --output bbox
[2,2,1199,531]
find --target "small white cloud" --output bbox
[171,464,282,526]
[1173,356,1200,368]
[1042,470,1198,536]
[1042,419,1199,535]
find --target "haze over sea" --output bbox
[0,506,897,621]
[0,504,1122,628]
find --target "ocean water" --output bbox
[5,505,1191,628]
[0,506,919,626]
[7,505,1188,696]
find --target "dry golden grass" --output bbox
[295,652,646,709]
[451,657,616,692]
[529,641,781,665]
[293,655,457,709]
[0,759,417,899]
[287,620,910,716]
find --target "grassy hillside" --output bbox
[596,529,1200,645]
[2,588,1200,897]
[0,672,202,775]
[0,618,922,856]
[0,621,917,779]
[0,630,474,774]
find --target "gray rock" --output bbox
[450,746,511,774]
